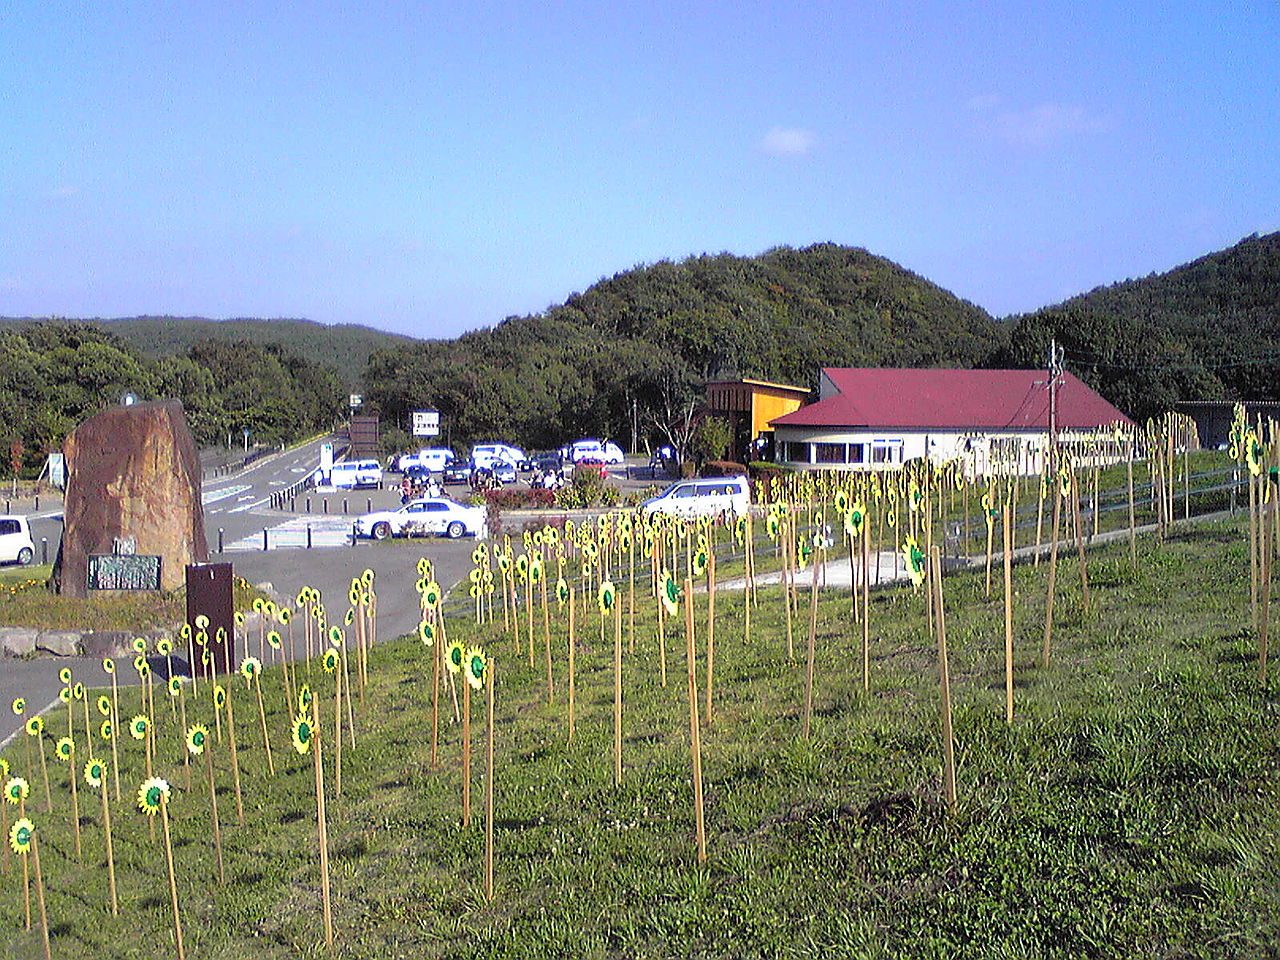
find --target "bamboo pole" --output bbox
[485,657,496,901]
[684,577,706,863]
[1003,502,1015,724]
[932,548,957,816]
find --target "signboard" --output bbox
[411,410,440,437]
[87,554,162,591]
[349,394,363,409]
[186,563,235,678]
[319,442,334,473]
[45,453,66,489]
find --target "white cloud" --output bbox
[760,126,816,157]
[968,96,1109,150]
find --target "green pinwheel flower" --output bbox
[529,555,544,583]
[168,677,182,698]
[58,667,72,685]
[901,537,927,587]
[129,715,149,740]
[72,682,85,701]
[464,647,487,691]
[277,607,291,626]
[58,688,71,705]
[25,716,43,737]
[291,714,314,755]
[423,581,442,609]
[55,737,74,760]
[100,720,113,741]
[692,546,709,578]
[185,724,209,757]
[297,684,313,714]
[102,657,115,675]
[239,656,262,682]
[556,577,570,607]
[321,649,339,674]
[344,606,356,626]
[136,777,170,816]
[10,817,33,855]
[213,686,227,711]
[131,637,147,655]
[5,776,30,805]
[97,695,112,717]
[1247,432,1265,477]
[266,630,282,651]
[328,625,343,648]
[134,657,150,679]
[445,639,465,675]
[418,620,435,646]
[194,614,210,631]
[156,637,173,657]
[598,580,617,613]
[84,758,106,789]
[660,572,680,616]
[10,697,25,716]
[845,502,866,538]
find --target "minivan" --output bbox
[471,443,525,470]
[314,459,384,489]
[640,476,751,520]
[0,515,35,566]
[395,448,456,473]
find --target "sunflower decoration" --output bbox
[277,607,291,627]
[239,656,262,683]
[84,758,106,789]
[215,626,229,645]
[11,697,24,716]
[901,536,927,587]
[213,685,227,711]
[797,538,812,571]
[100,720,113,741]
[297,684,313,714]
[496,552,511,576]
[598,580,617,613]
[423,581,442,610]
[529,554,544,584]
[291,713,314,755]
[136,777,170,816]
[58,687,71,705]
[156,637,173,657]
[445,639,466,675]
[347,583,361,608]
[464,647,487,690]
[5,777,29,805]
[267,630,282,651]
[179,623,192,642]
[555,577,570,608]
[72,682,85,701]
[326,626,343,650]
[766,512,782,540]
[185,724,209,757]
[659,571,681,616]
[102,657,115,675]
[1058,467,1073,498]
[235,611,246,628]
[908,479,923,513]
[515,554,529,582]
[417,620,435,647]
[692,542,709,578]
[134,656,150,680]
[252,597,265,616]
[55,737,74,761]
[344,606,356,626]
[25,716,44,737]
[96,695,111,717]
[845,501,866,538]
[321,648,340,674]
[886,508,898,530]
[471,545,486,566]
[132,637,148,655]
[167,677,182,699]
[128,714,149,740]
[1246,431,1265,477]
[9,817,33,855]
[264,600,279,621]
[194,614,210,632]
[58,667,72,685]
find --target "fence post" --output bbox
[262,528,269,551]
[218,528,224,553]
[40,538,47,564]
[307,525,313,549]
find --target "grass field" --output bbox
[1,515,1277,959]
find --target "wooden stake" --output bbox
[30,833,51,960]
[567,589,576,744]
[159,799,186,960]
[613,598,623,787]
[684,577,707,863]
[704,546,716,726]
[862,520,871,691]
[224,689,245,826]
[312,701,334,950]
[97,774,118,915]
[1042,480,1062,668]
[802,545,820,739]
[1003,502,1015,724]
[932,549,957,816]
[204,742,224,885]
[485,657,496,901]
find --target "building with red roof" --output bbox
[769,368,1133,474]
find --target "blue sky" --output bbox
[2,1,1277,339]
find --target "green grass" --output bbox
[1,518,1278,958]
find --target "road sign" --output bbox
[411,410,440,437]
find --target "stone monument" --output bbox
[54,400,209,598]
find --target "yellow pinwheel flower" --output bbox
[168,677,182,698]
[55,737,74,760]
[185,724,209,757]
[267,630,282,650]
[131,637,147,654]
[5,776,30,805]
[418,620,435,646]
[445,640,465,675]
[129,715,149,741]
[58,667,72,685]
[464,648,487,691]
[901,537,927,587]
[134,657,150,679]
[321,649,339,674]
[598,580,617,613]
[156,637,173,656]
[96,695,111,717]
[659,571,680,616]
[25,716,43,737]
[84,758,106,789]
[10,697,25,716]
[239,656,262,682]
[556,577,570,607]
[291,713,314,755]
[10,817,33,854]
[137,777,170,816]
[297,684,313,714]
[213,686,227,710]
[100,720,113,741]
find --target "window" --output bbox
[0,520,18,535]
[870,439,903,464]
[848,443,865,464]
[814,442,846,464]
[783,442,809,463]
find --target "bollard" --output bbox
[218,528,224,553]
[351,523,358,548]
[41,538,47,564]
[262,528,269,551]
[306,497,312,512]
[367,497,372,513]
[290,497,296,512]
[323,498,328,514]
[307,524,313,549]
[3,500,8,513]
[342,497,349,514]
[33,495,38,511]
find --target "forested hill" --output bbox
[999,232,1280,420]
[365,244,1001,450]
[0,316,413,388]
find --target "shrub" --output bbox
[700,460,748,478]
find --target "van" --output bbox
[314,459,383,489]
[564,438,625,464]
[395,448,455,473]
[471,443,525,470]
[640,476,751,520]
[0,515,35,565]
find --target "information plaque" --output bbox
[87,554,162,591]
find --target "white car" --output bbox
[0,515,35,565]
[355,498,487,541]
[471,443,525,470]
[314,459,384,489]
[564,439,625,464]
[640,476,751,520]
[395,448,456,473]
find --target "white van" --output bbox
[471,443,525,470]
[314,459,384,489]
[0,515,35,565]
[640,476,751,520]
[396,448,456,473]
[564,438,625,464]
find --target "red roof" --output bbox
[770,368,1132,431]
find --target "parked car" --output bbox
[471,443,525,470]
[0,515,35,565]
[442,457,475,484]
[394,447,455,473]
[314,459,383,489]
[355,498,487,541]
[564,439,625,464]
[640,476,751,520]
[491,460,518,485]
[532,453,566,479]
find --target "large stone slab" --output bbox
[54,400,209,597]
[0,627,38,658]
[35,630,81,656]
